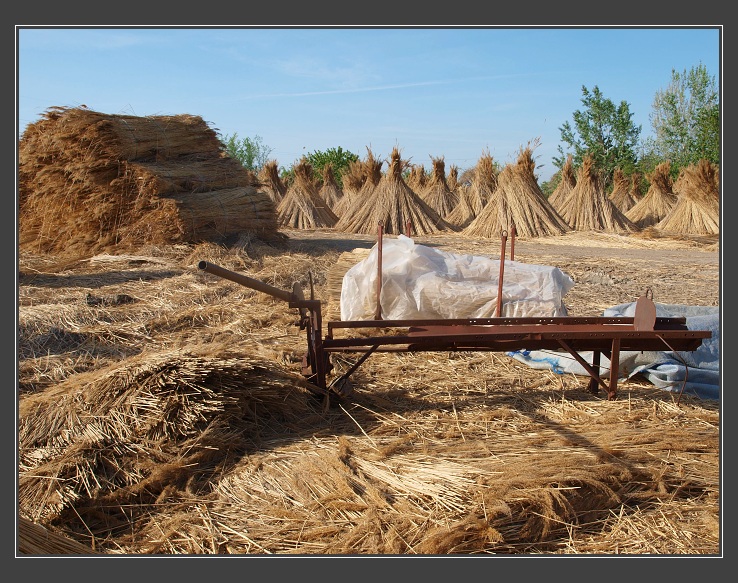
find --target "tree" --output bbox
[555,85,641,190]
[647,63,719,177]
[219,133,273,172]
[282,147,360,189]
[303,146,359,189]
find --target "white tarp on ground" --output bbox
[508,302,720,400]
[340,235,575,321]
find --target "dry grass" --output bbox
[17,223,720,556]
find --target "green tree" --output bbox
[280,148,359,188]
[646,63,719,177]
[555,85,641,190]
[219,133,273,172]
[303,147,359,189]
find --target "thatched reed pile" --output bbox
[333,158,366,218]
[277,159,338,229]
[419,156,459,218]
[18,516,100,555]
[654,159,720,235]
[257,159,287,205]
[447,152,498,229]
[406,164,428,193]
[463,146,569,239]
[558,155,636,233]
[18,106,280,258]
[18,347,317,532]
[608,168,640,213]
[319,163,344,210]
[548,155,576,212]
[625,162,678,228]
[333,147,452,235]
[447,164,460,192]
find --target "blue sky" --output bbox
[16,26,721,182]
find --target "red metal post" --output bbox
[496,230,508,317]
[375,221,384,320]
[510,223,516,261]
[405,219,413,238]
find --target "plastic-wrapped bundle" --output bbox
[340,235,574,321]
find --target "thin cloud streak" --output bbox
[243,74,532,99]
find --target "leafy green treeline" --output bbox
[220,63,718,197]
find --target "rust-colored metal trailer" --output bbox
[198,223,711,402]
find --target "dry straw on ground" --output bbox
[558,155,637,234]
[626,161,678,229]
[464,144,570,239]
[17,228,720,555]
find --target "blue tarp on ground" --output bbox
[507,302,720,400]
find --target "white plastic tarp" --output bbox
[507,302,720,400]
[340,235,575,321]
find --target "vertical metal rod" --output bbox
[405,219,413,238]
[608,338,621,400]
[374,221,384,320]
[510,223,516,261]
[496,230,508,317]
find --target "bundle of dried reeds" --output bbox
[463,146,569,239]
[319,163,344,210]
[334,147,452,235]
[19,106,280,257]
[257,159,287,204]
[419,156,459,218]
[608,168,639,213]
[447,152,497,229]
[447,164,460,192]
[333,158,367,218]
[277,159,338,229]
[18,516,99,555]
[625,161,678,228]
[445,184,477,229]
[18,348,316,525]
[558,155,636,233]
[548,154,576,211]
[406,164,428,192]
[655,159,720,235]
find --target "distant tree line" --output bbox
[220,63,719,198]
